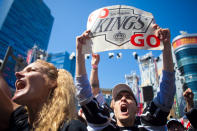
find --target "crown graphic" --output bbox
[113,32,126,42]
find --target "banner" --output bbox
[82,5,163,54]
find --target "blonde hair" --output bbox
[33,60,77,130]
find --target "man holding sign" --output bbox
[75,5,175,131]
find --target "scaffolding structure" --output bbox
[26,45,48,64]
[136,52,159,98]
[125,72,140,103]
[125,72,144,115]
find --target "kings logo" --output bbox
[90,6,153,46]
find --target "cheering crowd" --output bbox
[0,23,197,131]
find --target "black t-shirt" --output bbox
[8,106,87,131]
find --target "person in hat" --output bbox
[111,83,138,127]
[75,24,175,130]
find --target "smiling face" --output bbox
[113,91,137,127]
[12,62,56,106]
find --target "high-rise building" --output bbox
[172,33,197,107]
[47,52,76,78]
[0,0,54,87]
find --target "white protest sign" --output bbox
[82,5,163,54]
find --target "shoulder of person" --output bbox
[9,106,29,130]
[185,108,197,129]
[140,101,169,126]
[60,119,87,131]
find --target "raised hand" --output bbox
[76,30,90,54]
[153,24,171,45]
[76,30,91,76]
[91,54,100,66]
[183,88,194,112]
[153,24,173,72]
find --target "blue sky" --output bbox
[44,0,197,89]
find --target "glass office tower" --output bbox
[47,52,76,78]
[0,0,54,87]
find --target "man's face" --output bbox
[113,91,137,126]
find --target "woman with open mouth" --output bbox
[0,60,87,131]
